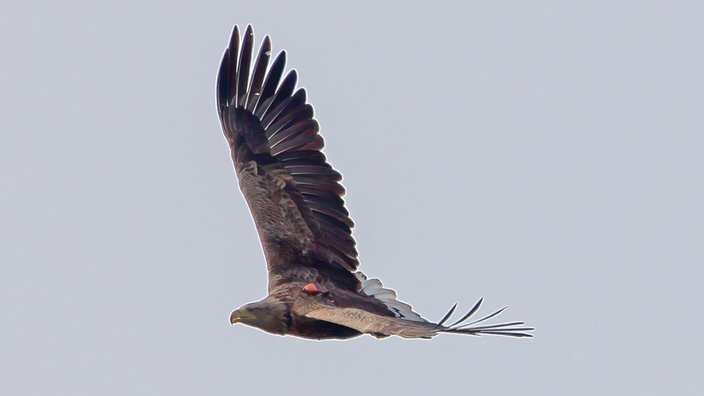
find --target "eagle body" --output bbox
[231,285,363,340]
[217,26,533,340]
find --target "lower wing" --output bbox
[305,299,533,339]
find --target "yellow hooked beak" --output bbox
[230,309,255,324]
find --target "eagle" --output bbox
[216,25,533,340]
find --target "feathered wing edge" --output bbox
[217,25,360,273]
[306,298,533,339]
[432,298,533,338]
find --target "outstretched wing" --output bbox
[305,299,534,339]
[217,26,359,285]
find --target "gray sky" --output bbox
[2,1,702,395]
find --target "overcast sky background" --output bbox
[2,1,702,395]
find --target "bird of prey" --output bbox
[216,25,533,340]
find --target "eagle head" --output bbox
[230,297,291,335]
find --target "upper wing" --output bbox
[305,299,534,339]
[217,26,359,283]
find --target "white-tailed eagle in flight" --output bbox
[217,25,533,340]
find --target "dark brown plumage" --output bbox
[217,25,533,340]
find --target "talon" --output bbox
[304,283,326,296]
